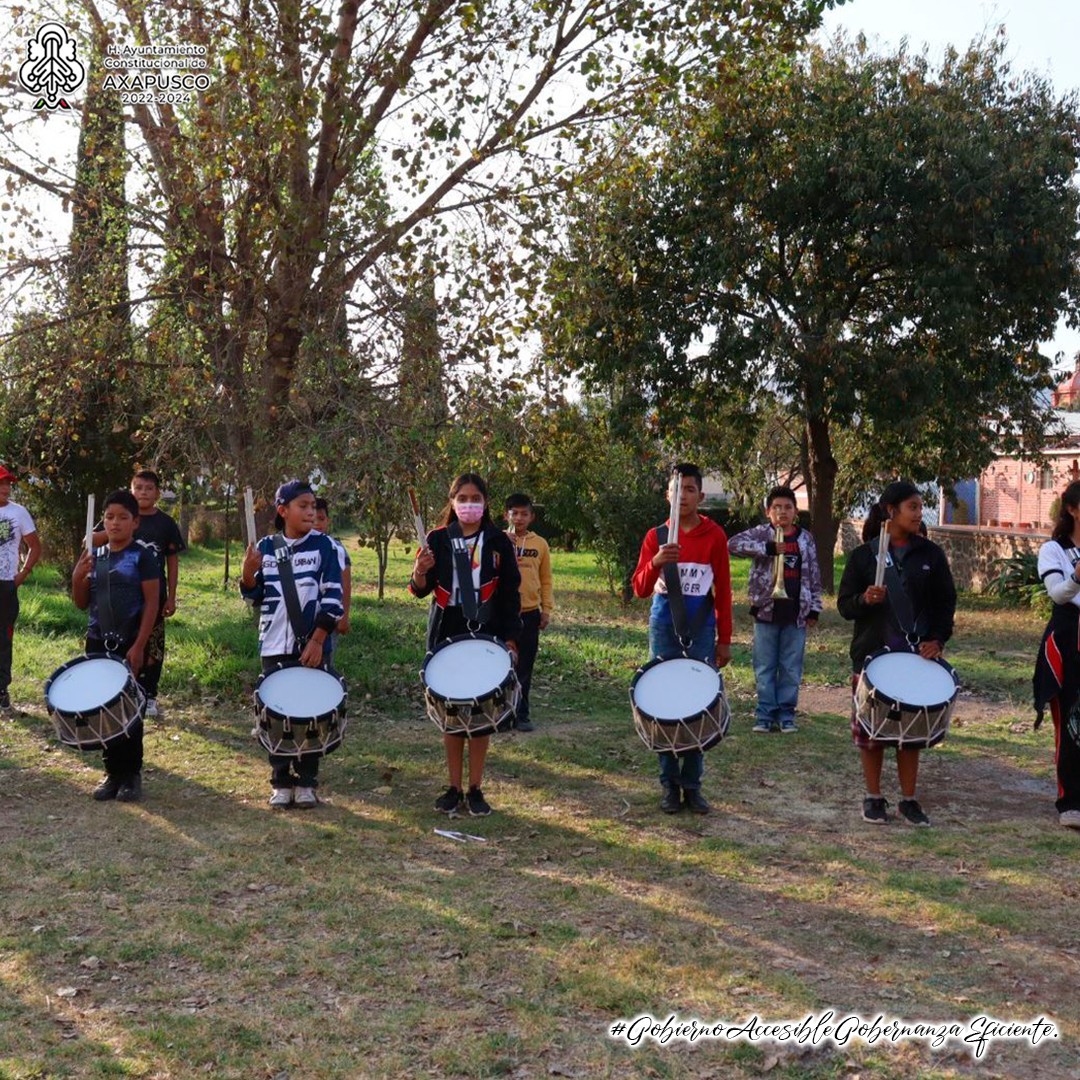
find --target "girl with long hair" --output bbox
[1034,480,1080,829]
[410,473,522,816]
[837,481,957,826]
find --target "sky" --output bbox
[4,0,1080,369]
[818,0,1080,372]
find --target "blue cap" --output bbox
[274,479,314,506]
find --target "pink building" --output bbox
[978,443,1080,528]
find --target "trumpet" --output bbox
[771,524,787,599]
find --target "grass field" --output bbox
[0,540,1074,1079]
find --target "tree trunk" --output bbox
[377,535,389,600]
[805,414,840,593]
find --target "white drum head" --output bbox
[48,658,130,712]
[258,667,344,718]
[865,652,956,706]
[633,658,721,721]
[425,638,511,699]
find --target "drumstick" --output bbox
[408,487,427,549]
[244,486,257,548]
[85,494,95,554]
[874,512,890,588]
[668,470,682,550]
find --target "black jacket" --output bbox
[837,534,956,669]
[409,521,522,651]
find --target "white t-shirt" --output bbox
[0,501,36,582]
[1038,538,1080,608]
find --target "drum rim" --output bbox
[44,652,136,717]
[421,632,515,704]
[253,660,348,724]
[629,654,724,726]
[861,648,958,713]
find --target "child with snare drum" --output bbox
[837,481,956,827]
[410,473,521,817]
[1033,480,1080,830]
[631,463,732,815]
[72,490,160,802]
[240,480,344,809]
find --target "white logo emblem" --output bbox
[18,23,86,110]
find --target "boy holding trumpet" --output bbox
[728,487,822,734]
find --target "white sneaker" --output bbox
[294,787,318,808]
[1059,810,1080,829]
[269,787,294,808]
[145,698,159,718]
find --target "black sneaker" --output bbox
[466,786,492,816]
[660,784,682,814]
[898,798,931,827]
[683,788,711,814]
[0,689,10,711]
[93,775,120,801]
[862,796,889,824]
[514,718,535,732]
[434,786,462,814]
[116,774,143,803]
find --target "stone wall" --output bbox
[834,521,1047,591]
[927,525,1047,592]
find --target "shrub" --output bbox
[986,552,1051,617]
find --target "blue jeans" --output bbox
[648,617,717,791]
[752,620,807,727]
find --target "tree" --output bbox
[545,34,1080,587]
[1,41,142,566]
[2,0,837,494]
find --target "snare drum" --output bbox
[45,654,146,750]
[421,634,519,738]
[629,656,730,754]
[854,649,959,748]
[253,664,348,757]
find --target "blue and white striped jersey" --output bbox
[240,531,344,656]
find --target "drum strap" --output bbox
[94,547,121,650]
[656,524,711,647]
[447,521,481,622]
[882,555,919,643]
[272,535,309,649]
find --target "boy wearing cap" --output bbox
[240,480,344,808]
[0,466,41,713]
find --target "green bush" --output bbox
[986,552,1051,617]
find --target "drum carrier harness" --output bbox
[272,533,311,651]
[656,522,712,656]
[878,541,925,653]
[94,544,126,657]
[443,519,491,636]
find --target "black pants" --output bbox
[140,614,166,698]
[86,634,144,779]
[262,654,321,789]
[1051,696,1080,813]
[516,609,541,723]
[0,581,18,693]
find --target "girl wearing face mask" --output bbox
[410,473,522,816]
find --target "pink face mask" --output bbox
[455,501,485,524]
